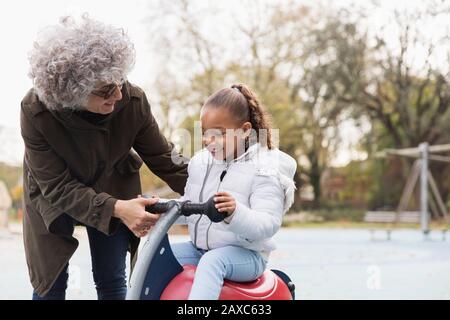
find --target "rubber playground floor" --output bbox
[1,225,449,299]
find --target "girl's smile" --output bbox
[200,107,251,161]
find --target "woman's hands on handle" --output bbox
[113,196,160,237]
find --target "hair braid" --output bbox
[231,83,273,149]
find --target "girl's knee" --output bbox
[197,250,227,271]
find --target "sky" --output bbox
[0,0,443,166]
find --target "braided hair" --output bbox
[203,83,273,149]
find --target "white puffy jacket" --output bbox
[176,143,297,259]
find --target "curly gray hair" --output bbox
[28,14,136,110]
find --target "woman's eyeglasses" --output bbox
[90,79,125,99]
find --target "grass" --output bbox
[299,208,366,222]
[283,220,449,230]
[283,207,449,230]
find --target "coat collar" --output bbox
[49,81,132,131]
[211,142,262,165]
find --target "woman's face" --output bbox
[85,82,123,114]
[200,106,251,161]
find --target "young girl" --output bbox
[172,83,297,300]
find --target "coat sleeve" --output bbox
[133,92,188,195]
[20,105,119,235]
[226,173,285,241]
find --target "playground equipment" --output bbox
[126,197,296,300]
[366,142,449,239]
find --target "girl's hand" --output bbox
[214,191,236,215]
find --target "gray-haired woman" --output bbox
[21,15,188,300]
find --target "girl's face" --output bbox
[200,106,251,161]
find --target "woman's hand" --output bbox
[214,191,236,216]
[113,196,160,237]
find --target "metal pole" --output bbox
[126,201,181,300]
[419,142,430,236]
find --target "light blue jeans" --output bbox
[171,241,267,300]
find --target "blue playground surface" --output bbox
[1,226,449,299]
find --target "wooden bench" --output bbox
[363,211,421,240]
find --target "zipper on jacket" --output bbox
[206,162,230,250]
[205,221,213,250]
[194,156,213,248]
[204,146,255,249]
[193,215,203,248]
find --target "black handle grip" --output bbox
[182,197,225,223]
[205,197,226,222]
[145,202,170,213]
[144,196,226,223]
[181,202,205,216]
